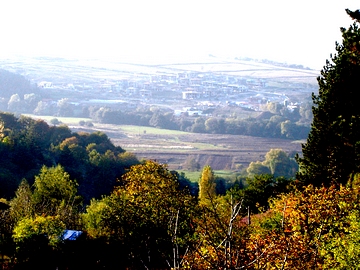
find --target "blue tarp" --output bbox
[61,230,83,241]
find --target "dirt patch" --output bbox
[114,133,302,171]
[71,124,303,171]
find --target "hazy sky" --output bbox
[0,0,359,69]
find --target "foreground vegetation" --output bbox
[2,156,360,269]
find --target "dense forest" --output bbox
[1,8,360,270]
[0,112,140,202]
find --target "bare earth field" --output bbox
[71,123,303,171]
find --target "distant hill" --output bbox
[0,69,39,98]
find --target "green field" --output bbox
[177,170,240,183]
[117,125,190,136]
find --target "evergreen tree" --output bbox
[297,12,360,186]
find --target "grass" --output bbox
[118,125,189,136]
[190,142,226,150]
[177,170,240,183]
[214,170,240,178]
[112,125,227,152]
[177,170,202,182]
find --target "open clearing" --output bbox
[28,115,303,172]
[68,122,303,171]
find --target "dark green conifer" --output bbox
[297,12,360,186]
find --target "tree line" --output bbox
[86,102,311,140]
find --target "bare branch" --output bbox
[281,200,287,229]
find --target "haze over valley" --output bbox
[0,54,315,171]
[0,0,358,171]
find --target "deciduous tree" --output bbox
[246,176,360,269]
[198,165,216,205]
[32,165,81,228]
[83,160,196,269]
[263,149,298,178]
[246,161,271,176]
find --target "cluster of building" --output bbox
[38,70,270,108]
[36,63,312,116]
